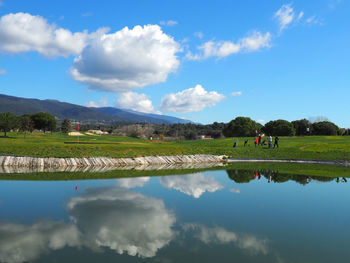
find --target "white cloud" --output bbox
[231,91,242,96]
[115,91,158,113]
[159,20,178,26]
[274,3,295,32]
[183,224,269,255]
[306,15,322,25]
[159,173,223,198]
[160,84,225,113]
[186,31,271,60]
[85,101,99,107]
[229,188,241,194]
[118,177,150,188]
[68,187,176,258]
[0,12,91,57]
[0,68,7,75]
[82,12,93,17]
[329,0,343,9]
[71,25,181,92]
[257,119,265,124]
[297,11,304,20]
[194,31,204,39]
[85,97,108,108]
[0,221,81,263]
[240,32,272,51]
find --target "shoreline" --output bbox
[0,155,226,168]
[0,155,349,168]
[226,158,350,167]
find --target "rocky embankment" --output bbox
[0,155,226,168]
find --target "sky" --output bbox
[0,0,349,127]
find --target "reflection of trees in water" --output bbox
[226,169,336,185]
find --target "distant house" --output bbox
[199,135,213,139]
[87,130,109,135]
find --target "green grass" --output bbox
[1,132,350,161]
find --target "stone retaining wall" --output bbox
[0,155,226,168]
[0,162,224,174]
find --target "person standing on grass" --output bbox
[274,136,279,148]
[258,135,262,145]
[233,138,238,148]
[254,137,258,147]
[268,135,272,148]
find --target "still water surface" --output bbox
[0,169,349,263]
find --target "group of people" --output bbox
[233,135,279,148]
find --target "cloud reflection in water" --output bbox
[67,187,176,258]
[160,173,223,198]
[183,224,268,255]
[0,187,176,262]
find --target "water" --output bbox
[0,169,349,263]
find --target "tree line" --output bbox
[0,112,57,137]
[223,117,343,137]
[0,111,347,138]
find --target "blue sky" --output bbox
[0,0,349,127]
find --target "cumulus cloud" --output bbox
[274,3,294,31]
[85,97,108,108]
[118,177,150,188]
[159,173,223,198]
[159,20,178,26]
[231,91,242,96]
[115,91,158,113]
[186,31,271,60]
[71,25,181,92]
[0,221,80,263]
[160,84,225,113]
[67,187,176,258]
[0,68,7,75]
[257,119,265,124]
[183,224,268,255]
[0,12,91,57]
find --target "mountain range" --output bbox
[0,94,191,125]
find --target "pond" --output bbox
[0,168,349,262]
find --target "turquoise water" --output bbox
[0,169,349,262]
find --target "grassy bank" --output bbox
[0,132,350,161]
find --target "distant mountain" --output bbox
[0,94,191,124]
[97,107,192,124]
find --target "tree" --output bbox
[223,117,262,137]
[312,121,339,135]
[31,112,57,133]
[19,115,34,138]
[263,119,295,136]
[0,112,19,137]
[61,119,71,133]
[292,119,312,136]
